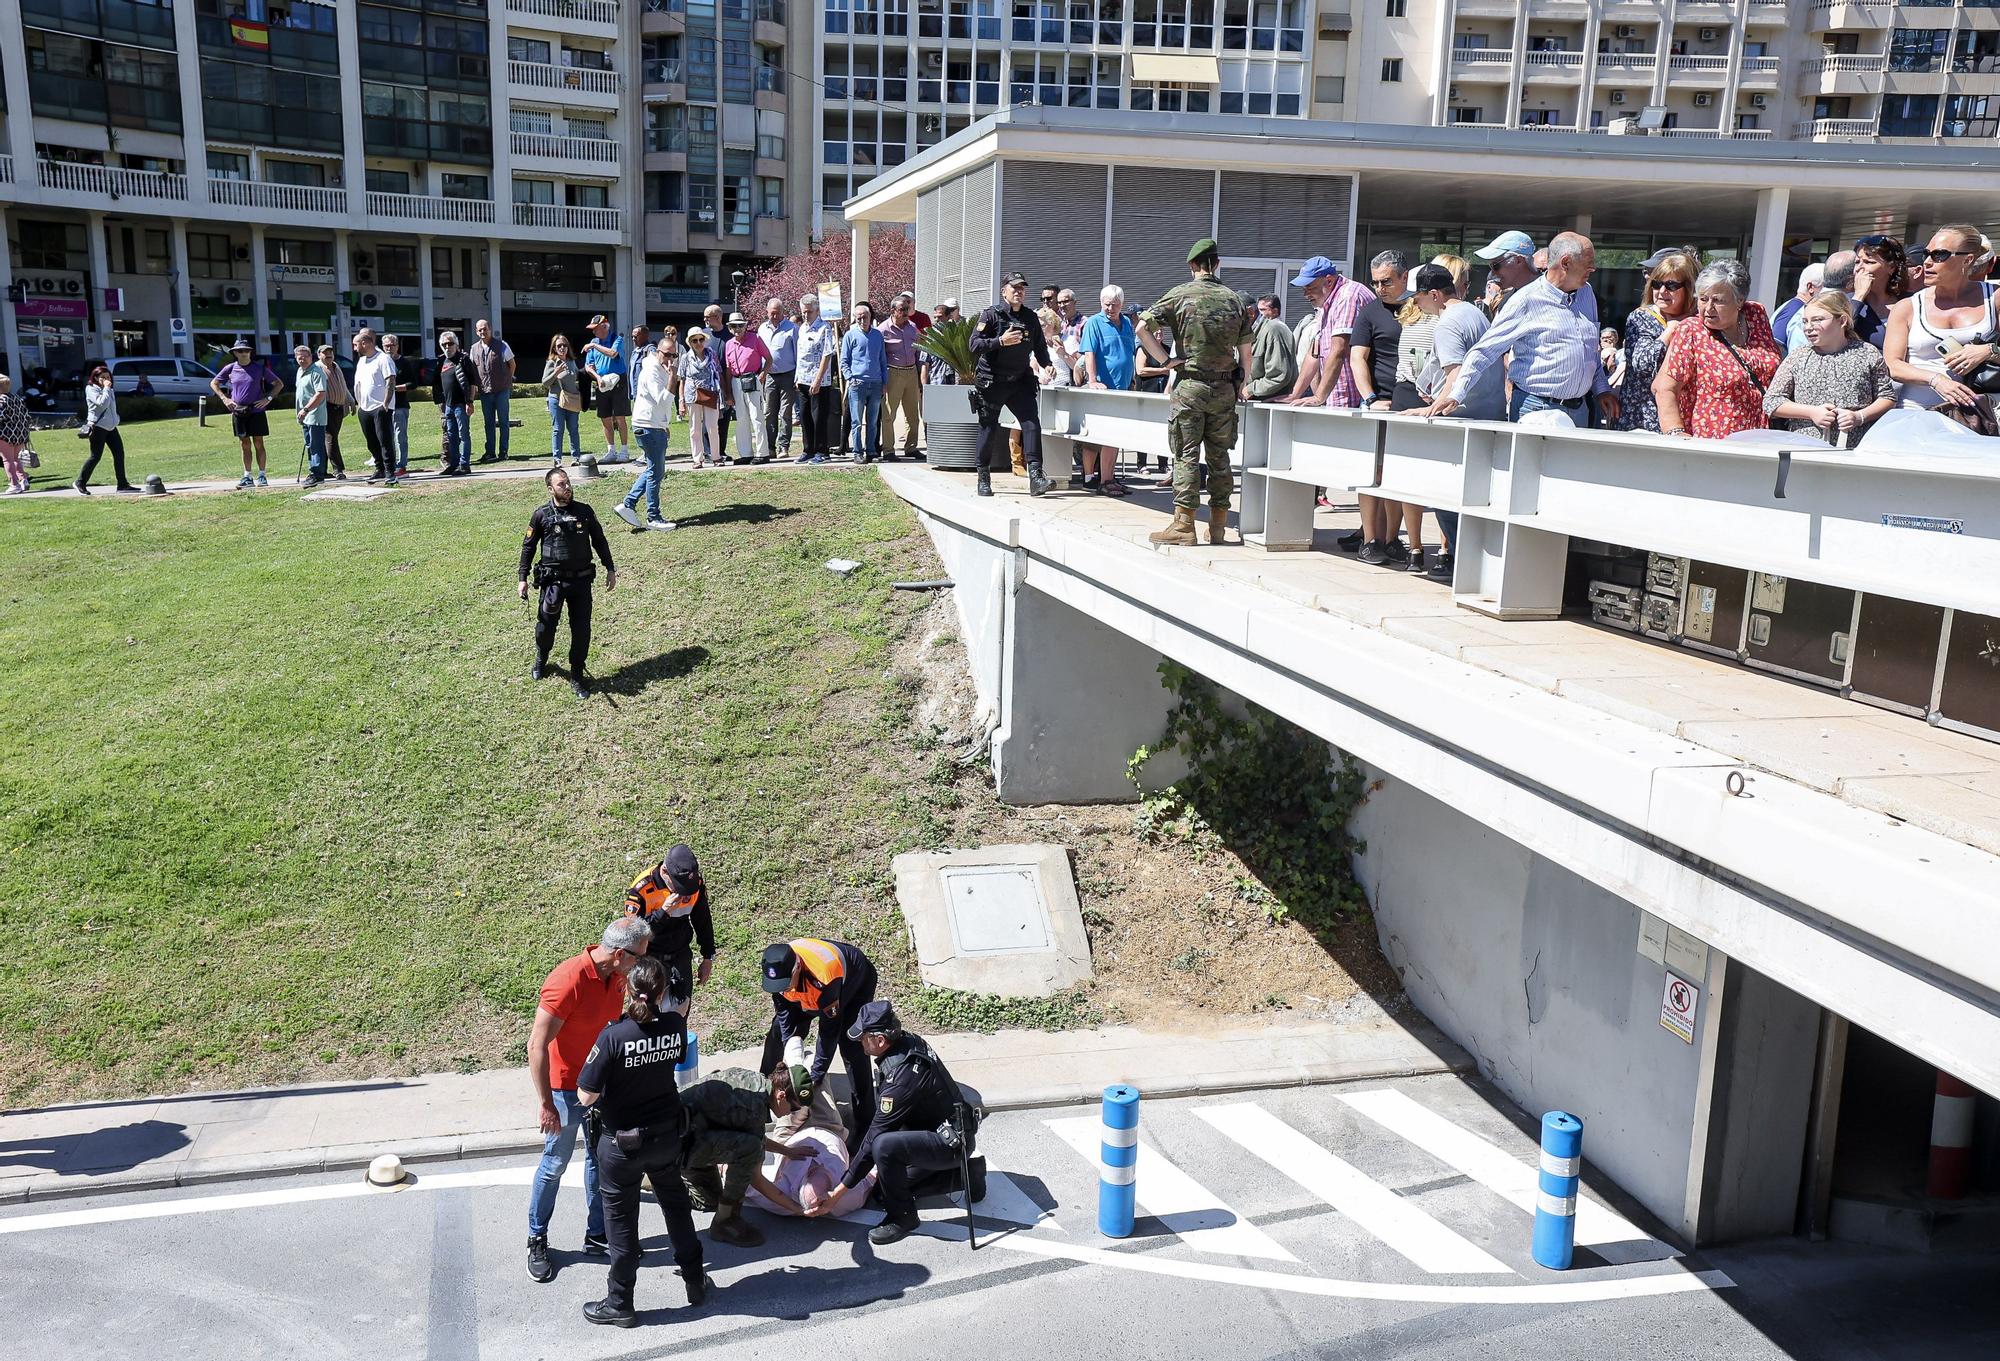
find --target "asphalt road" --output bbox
[5,1075,1996,1360]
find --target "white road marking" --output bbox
[1045,1116,1299,1262]
[1335,1089,1670,1263]
[1195,1104,1511,1276]
[972,1170,1066,1232]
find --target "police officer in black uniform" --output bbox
[813,1000,985,1246]
[970,270,1055,500]
[576,955,709,1329]
[517,466,616,698]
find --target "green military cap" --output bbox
[1187,237,1220,264]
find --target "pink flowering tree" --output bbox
[736,229,917,317]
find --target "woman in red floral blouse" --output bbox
[1652,258,1784,440]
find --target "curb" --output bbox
[4,1052,1470,1206]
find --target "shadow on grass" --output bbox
[596,645,710,699]
[672,503,801,529]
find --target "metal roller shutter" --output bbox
[916,184,942,308]
[1110,167,1214,315]
[960,162,998,311]
[1000,161,1106,304]
[936,173,967,311]
[1219,171,1353,265]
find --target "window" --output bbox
[269,237,331,267]
[1889,28,1950,73]
[1736,113,1759,130]
[1384,0,1404,13]
[758,176,783,216]
[374,245,419,287]
[1381,58,1401,81]
[1450,106,1482,123]
[1942,93,1997,138]
[431,245,456,286]
[568,116,609,140]
[1878,92,1939,136]
[508,36,552,64]
[566,184,609,209]
[367,168,411,194]
[441,172,490,199]
[513,178,556,204]
[644,170,685,211]
[188,231,235,279]
[1314,75,1344,103]
[207,151,250,181]
[264,159,326,187]
[689,179,719,227]
[511,107,555,134]
[757,131,786,159]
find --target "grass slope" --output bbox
[0,465,943,1105]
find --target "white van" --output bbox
[106,356,219,407]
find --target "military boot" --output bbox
[683,1165,724,1213]
[707,1199,765,1249]
[1207,506,1232,546]
[1149,508,1198,546]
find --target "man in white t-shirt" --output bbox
[351,328,400,488]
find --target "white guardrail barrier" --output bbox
[1037,388,2000,738]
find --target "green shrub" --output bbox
[112,397,182,423]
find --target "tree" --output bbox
[735,228,917,318]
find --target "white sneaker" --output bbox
[646,519,676,532]
[614,503,643,529]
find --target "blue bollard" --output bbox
[1098,1084,1139,1238]
[675,1033,700,1090]
[1532,1111,1583,1269]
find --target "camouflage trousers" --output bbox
[681,1124,764,1206]
[1167,377,1237,512]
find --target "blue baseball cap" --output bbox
[1289,256,1340,287]
[1474,231,1536,262]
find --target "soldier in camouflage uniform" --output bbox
[679,1061,814,1248]
[1136,238,1254,546]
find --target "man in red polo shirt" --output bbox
[526,916,652,1284]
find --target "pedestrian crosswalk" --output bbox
[965,1083,1678,1283]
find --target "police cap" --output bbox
[1187,237,1220,265]
[847,999,902,1040]
[663,843,700,893]
[760,942,797,993]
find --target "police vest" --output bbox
[782,937,845,1012]
[628,869,699,921]
[540,502,591,575]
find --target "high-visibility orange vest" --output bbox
[783,937,845,1011]
[625,866,700,920]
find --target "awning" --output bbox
[1130,53,1221,84]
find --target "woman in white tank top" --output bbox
[1884,225,1997,410]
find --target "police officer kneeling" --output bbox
[577,956,708,1328]
[814,1001,985,1246]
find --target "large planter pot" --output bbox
[922,382,982,471]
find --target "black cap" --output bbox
[1413,263,1455,296]
[846,999,901,1040]
[663,843,700,893]
[760,943,797,993]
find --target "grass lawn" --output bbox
[22,399,675,491]
[0,463,952,1105]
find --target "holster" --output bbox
[614,1109,687,1156]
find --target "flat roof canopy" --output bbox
[844,107,2000,244]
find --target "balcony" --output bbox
[1518,121,1580,131]
[38,160,187,202]
[1747,0,1788,17]
[641,0,684,30]
[507,0,621,31]
[754,214,787,257]
[209,179,350,215]
[645,210,688,252]
[1665,53,1731,85]
[1733,128,1777,139]
[1596,52,1657,75]
[1658,126,1724,138]
[1807,0,1890,27]
[508,59,623,103]
[0,154,12,186]
[1802,52,1886,95]
[1522,50,1586,80]
[1451,49,1515,77]
[367,191,498,226]
[510,131,624,166]
[1792,117,1879,140]
[1740,56,1781,77]
[513,202,624,235]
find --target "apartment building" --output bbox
[0,0,808,380]
[815,1,2000,225]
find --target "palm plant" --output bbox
[914,318,976,383]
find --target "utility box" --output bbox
[1744,575,1856,689]
[1680,562,1750,660]
[1847,595,1947,718]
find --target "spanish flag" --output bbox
[229,19,269,50]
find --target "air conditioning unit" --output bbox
[1614,25,1637,38]
[234,244,251,261]
[1698,27,1718,41]
[355,251,373,268]
[358,290,383,312]
[31,276,60,295]
[222,284,248,306]
[1751,94,1767,108]
[1448,84,1460,100]
[1610,89,1626,104]
[1694,92,1713,106]
[63,278,84,295]
[356,267,376,285]
[921,51,944,72]
[588,278,607,293]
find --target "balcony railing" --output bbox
[367,191,498,225]
[209,179,349,214]
[644,58,683,83]
[645,127,689,151]
[1793,117,1878,138]
[1658,127,1723,138]
[1596,53,1657,70]
[1740,56,1781,74]
[1519,121,1579,131]
[513,203,624,232]
[1667,54,1731,72]
[0,154,12,186]
[1805,54,1884,74]
[509,59,622,95]
[38,160,187,201]
[1451,49,1514,65]
[510,131,623,163]
[508,0,620,23]
[1955,53,2000,75]
[1523,50,1585,68]
[1734,128,1776,140]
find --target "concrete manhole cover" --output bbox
[893,844,1092,998]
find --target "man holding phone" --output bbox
[970,271,1054,498]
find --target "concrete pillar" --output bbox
[334,228,353,354]
[0,207,17,377]
[1571,213,1593,237]
[703,249,725,304]
[249,224,271,352]
[0,0,37,174]
[335,0,366,209]
[418,233,437,359]
[1747,186,1791,310]
[486,239,504,331]
[851,217,871,314]
[614,246,634,331]
[85,211,112,360]
[170,219,193,356]
[170,0,211,209]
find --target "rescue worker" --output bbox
[576,956,708,1329]
[804,1001,985,1245]
[677,1059,817,1247]
[1135,239,1254,547]
[517,466,616,699]
[969,271,1056,499]
[622,843,716,1000]
[757,938,877,1154]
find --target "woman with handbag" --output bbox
[543,336,584,468]
[576,956,709,1329]
[678,328,723,467]
[1653,258,1783,440]
[0,375,32,494]
[1883,224,1998,423]
[1618,252,1698,433]
[76,363,138,494]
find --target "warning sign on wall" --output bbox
[1660,973,1700,1044]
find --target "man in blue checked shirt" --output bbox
[1423,232,1623,429]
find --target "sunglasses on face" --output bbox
[1654,280,1687,293]
[1855,235,1903,254]
[1920,248,1979,264]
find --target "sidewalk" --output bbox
[0,1008,1467,1204]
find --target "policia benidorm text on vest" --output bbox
[518,466,616,699]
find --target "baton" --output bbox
[956,1100,976,1252]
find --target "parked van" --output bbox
[106,356,219,408]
